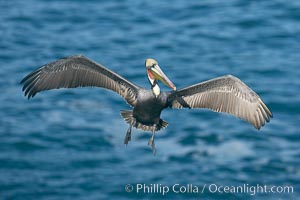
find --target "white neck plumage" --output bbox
[152,84,160,97]
[148,76,160,97]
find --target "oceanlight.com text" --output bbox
[125,183,293,196]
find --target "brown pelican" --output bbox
[21,55,272,154]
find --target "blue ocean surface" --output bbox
[0,0,299,199]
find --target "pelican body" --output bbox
[21,55,272,154]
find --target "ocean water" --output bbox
[0,0,299,199]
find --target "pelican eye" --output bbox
[147,64,155,69]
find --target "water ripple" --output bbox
[1,0,299,199]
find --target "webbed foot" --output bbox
[124,126,132,145]
[148,127,156,155]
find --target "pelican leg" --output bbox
[124,125,132,145]
[148,126,156,155]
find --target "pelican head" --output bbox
[145,58,176,96]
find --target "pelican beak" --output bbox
[150,64,176,91]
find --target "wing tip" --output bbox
[252,99,272,130]
[20,54,91,100]
[21,73,40,99]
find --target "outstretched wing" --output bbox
[169,75,272,129]
[21,55,140,107]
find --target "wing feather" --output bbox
[169,75,272,129]
[21,55,140,107]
